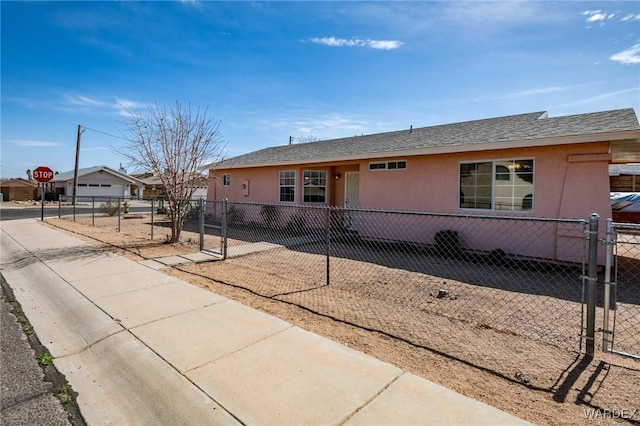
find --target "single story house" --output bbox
[610,164,640,223]
[0,178,39,201]
[132,173,209,200]
[51,166,145,200]
[610,163,640,192]
[206,108,640,263]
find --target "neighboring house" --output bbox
[206,108,640,263]
[0,178,39,201]
[51,166,145,199]
[610,164,640,223]
[134,173,209,199]
[133,173,164,199]
[610,163,640,192]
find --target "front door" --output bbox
[344,172,359,231]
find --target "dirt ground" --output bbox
[37,213,640,425]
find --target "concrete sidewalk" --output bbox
[0,219,531,425]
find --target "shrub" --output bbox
[100,200,119,216]
[261,205,278,227]
[227,205,244,224]
[434,229,461,256]
[285,214,307,234]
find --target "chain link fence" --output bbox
[605,222,640,359]
[50,196,640,408]
[197,202,600,379]
[55,196,640,367]
[55,195,204,243]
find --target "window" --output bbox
[279,171,295,202]
[222,173,231,186]
[459,159,533,211]
[303,170,327,203]
[369,160,407,171]
[388,160,407,170]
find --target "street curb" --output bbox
[1,276,87,426]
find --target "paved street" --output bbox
[0,202,151,221]
[1,280,74,425]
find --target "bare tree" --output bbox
[117,102,224,243]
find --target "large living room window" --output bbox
[459,159,534,211]
[279,171,295,202]
[303,170,327,203]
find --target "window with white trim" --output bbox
[303,170,327,203]
[279,171,295,202]
[222,173,231,186]
[369,160,407,171]
[459,159,533,211]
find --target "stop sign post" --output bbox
[33,166,54,220]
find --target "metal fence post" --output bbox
[151,198,154,240]
[603,218,614,352]
[221,199,228,260]
[585,213,599,357]
[58,195,61,218]
[325,206,331,286]
[117,197,121,232]
[92,196,95,226]
[199,198,205,251]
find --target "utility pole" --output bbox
[72,124,82,205]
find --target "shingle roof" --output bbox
[214,108,640,168]
[610,163,640,176]
[0,178,38,187]
[51,166,145,185]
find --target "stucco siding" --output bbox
[207,141,612,263]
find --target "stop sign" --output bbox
[33,166,54,183]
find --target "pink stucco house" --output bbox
[206,109,640,262]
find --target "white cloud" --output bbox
[556,88,640,107]
[114,98,146,117]
[582,9,618,24]
[368,40,403,50]
[65,94,109,107]
[309,37,403,50]
[610,43,640,64]
[472,83,600,102]
[10,140,63,147]
[621,14,640,22]
[445,1,550,27]
[586,13,607,22]
[58,94,147,117]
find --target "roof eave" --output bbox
[211,129,640,170]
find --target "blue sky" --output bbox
[2,1,639,178]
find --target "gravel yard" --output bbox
[43,215,640,425]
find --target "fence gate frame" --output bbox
[602,219,640,360]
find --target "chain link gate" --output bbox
[603,220,640,360]
[201,199,226,257]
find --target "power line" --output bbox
[83,126,128,141]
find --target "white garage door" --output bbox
[77,184,124,198]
